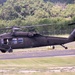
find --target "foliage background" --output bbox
[0,0,75,34]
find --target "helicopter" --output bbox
[0,24,75,53]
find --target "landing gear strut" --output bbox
[61,44,68,49]
[8,47,13,53]
[51,44,68,49]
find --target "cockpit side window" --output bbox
[1,39,9,45]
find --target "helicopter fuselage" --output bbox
[0,29,75,53]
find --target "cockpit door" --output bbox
[1,38,9,45]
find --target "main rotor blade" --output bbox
[0,26,19,30]
[0,27,11,30]
[0,24,52,31]
[20,24,52,28]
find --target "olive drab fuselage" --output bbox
[0,29,75,53]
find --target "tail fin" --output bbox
[68,29,75,42]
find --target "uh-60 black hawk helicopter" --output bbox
[0,23,75,53]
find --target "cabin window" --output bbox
[12,38,17,44]
[18,38,23,43]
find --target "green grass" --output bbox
[0,56,75,69]
[0,57,75,75]
[51,34,69,38]
[0,72,75,75]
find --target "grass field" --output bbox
[0,56,75,75]
[0,72,75,75]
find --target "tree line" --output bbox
[0,0,75,34]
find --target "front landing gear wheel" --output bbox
[0,49,7,53]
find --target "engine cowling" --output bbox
[12,32,40,37]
